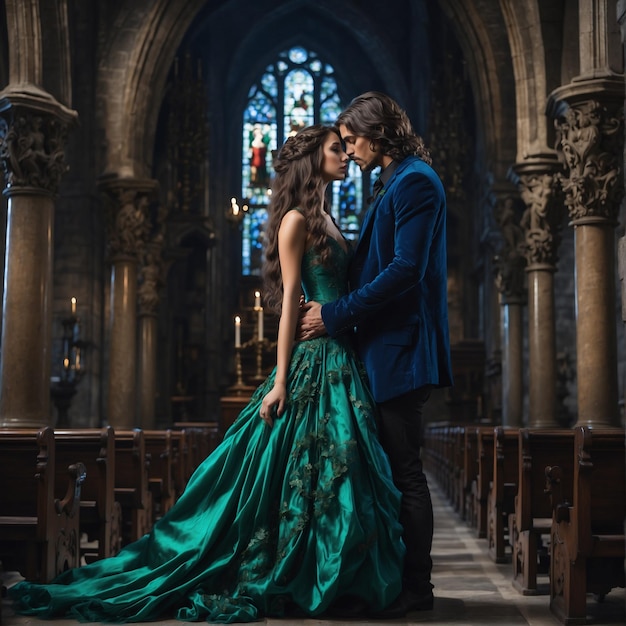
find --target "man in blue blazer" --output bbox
[300,92,453,617]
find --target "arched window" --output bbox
[240,46,371,275]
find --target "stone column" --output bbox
[0,85,77,427]
[548,84,624,428]
[618,0,626,423]
[492,195,526,427]
[511,158,565,428]
[618,236,626,412]
[99,177,157,428]
[137,232,165,428]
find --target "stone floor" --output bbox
[2,478,624,625]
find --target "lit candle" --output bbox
[254,290,261,310]
[257,307,264,342]
[231,197,240,217]
[71,297,77,316]
[234,315,241,348]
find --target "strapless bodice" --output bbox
[300,238,350,305]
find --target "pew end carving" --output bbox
[54,427,122,563]
[511,429,575,595]
[487,426,519,563]
[0,428,85,582]
[546,427,625,625]
[113,429,152,546]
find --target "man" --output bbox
[299,91,453,617]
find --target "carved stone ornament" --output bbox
[0,109,72,195]
[493,196,526,300]
[518,172,564,267]
[102,183,155,260]
[138,236,165,316]
[554,100,623,223]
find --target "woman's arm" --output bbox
[259,210,307,426]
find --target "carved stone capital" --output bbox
[99,177,158,262]
[548,79,624,225]
[510,158,565,268]
[0,84,78,195]
[492,193,526,302]
[138,225,166,317]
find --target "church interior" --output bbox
[0,0,625,624]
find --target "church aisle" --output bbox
[2,476,623,625]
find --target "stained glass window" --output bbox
[240,46,369,275]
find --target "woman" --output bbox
[9,125,404,623]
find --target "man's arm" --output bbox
[298,300,326,339]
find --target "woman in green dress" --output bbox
[9,124,405,623]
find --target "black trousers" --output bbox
[377,385,434,595]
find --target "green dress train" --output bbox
[9,238,405,623]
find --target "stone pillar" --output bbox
[619,237,626,419]
[99,177,157,428]
[617,0,626,424]
[548,82,624,428]
[137,233,164,428]
[511,158,565,428]
[492,195,526,427]
[0,85,77,427]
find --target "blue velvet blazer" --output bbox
[322,155,453,403]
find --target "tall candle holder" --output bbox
[250,338,267,384]
[231,345,247,390]
[51,298,86,426]
[227,337,257,396]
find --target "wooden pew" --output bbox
[511,428,575,595]
[170,428,191,498]
[0,427,85,582]
[429,423,450,492]
[487,426,519,563]
[173,421,222,475]
[113,429,152,545]
[450,425,466,514]
[472,426,495,538]
[54,427,122,562]
[142,429,175,520]
[439,425,452,502]
[546,426,625,624]
[462,426,480,526]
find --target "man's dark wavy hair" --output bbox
[336,91,432,165]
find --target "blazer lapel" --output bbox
[352,158,412,259]
[355,195,380,255]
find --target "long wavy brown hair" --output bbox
[336,91,432,165]
[262,124,340,314]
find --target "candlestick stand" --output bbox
[51,311,85,426]
[250,338,267,384]
[227,343,257,395]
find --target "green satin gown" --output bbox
[10,238,405,623]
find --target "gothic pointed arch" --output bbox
[95,0,206,177]
[499,0,573,159]
[437,0,518,179]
